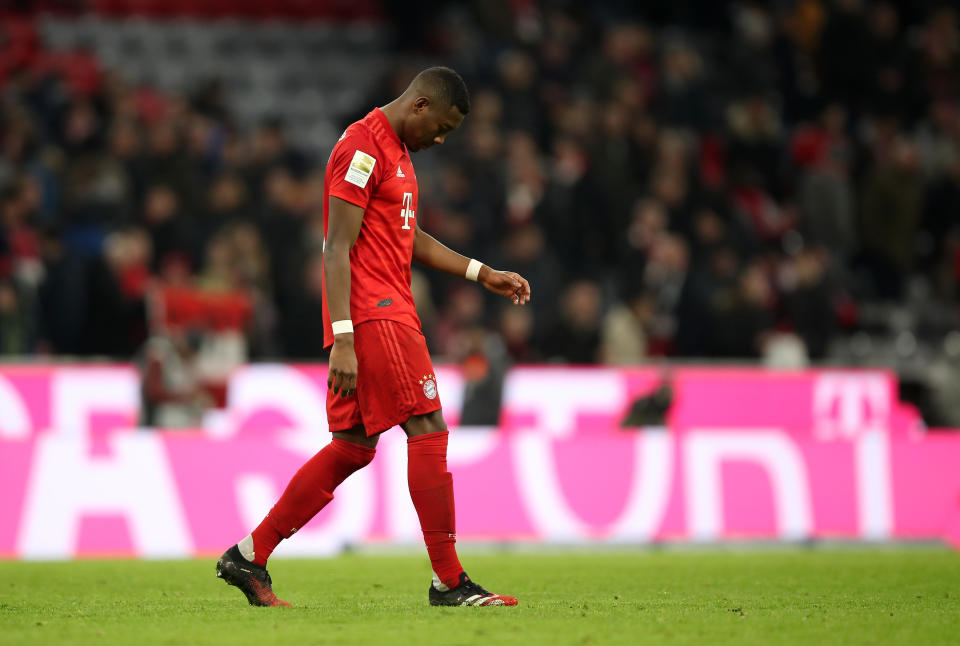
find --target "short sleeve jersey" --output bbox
[322,108,420,348]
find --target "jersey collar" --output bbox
[372,107,406,153]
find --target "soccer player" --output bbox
[217,67,529,607]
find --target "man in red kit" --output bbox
[216,67,530,607]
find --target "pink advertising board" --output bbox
[0,365,957,559]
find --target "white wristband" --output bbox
[465,258,483,282]
[331,319,354,335]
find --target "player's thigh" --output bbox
[354,320,442,434]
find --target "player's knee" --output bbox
[402,410,447,438]
[332,425,379,449]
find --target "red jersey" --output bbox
[322,108,420,348]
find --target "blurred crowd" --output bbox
[1,0,959,368]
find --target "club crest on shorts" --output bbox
[419,374,438,400]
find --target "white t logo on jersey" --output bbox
[400,192,415,230]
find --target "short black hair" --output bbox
[412,67,470,115]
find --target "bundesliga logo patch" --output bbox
[419,374,438,400]
[345,150,376,188]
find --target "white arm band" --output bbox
[465,258,483,282]
[331,319,354,335]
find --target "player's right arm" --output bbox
[325,196,364,398]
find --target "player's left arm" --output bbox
[412,225,531,305]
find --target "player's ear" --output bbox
[412,96,430,113]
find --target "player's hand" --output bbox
[479,268,531,306]
[328,335,358,398]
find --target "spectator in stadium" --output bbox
[859,136,923,299]
[0,280,31,355]
[431,283,484,358]
[84,227,151,356]
[280,249,326,359]
[138,327,214,428]
[140,183,191,274]
[781,247,835,360]
[601,290,653,365]
[35,225,87,355]
[142,120,197,214]
[794,105,858,265]
[540,279,603,364]
[499,303,538,363]
[921,154,960,298]
[196,173,251,263]
[245,117,308,206]
[0,182,40,287]
[711,259,777,358]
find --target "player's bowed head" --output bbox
[381,66,470,152]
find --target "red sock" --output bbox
[248,438,375,565]
[408,431,464,589]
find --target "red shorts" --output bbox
[327,319,442,436]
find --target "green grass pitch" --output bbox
[2,549,958,645]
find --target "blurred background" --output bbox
[1,0,960,425]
